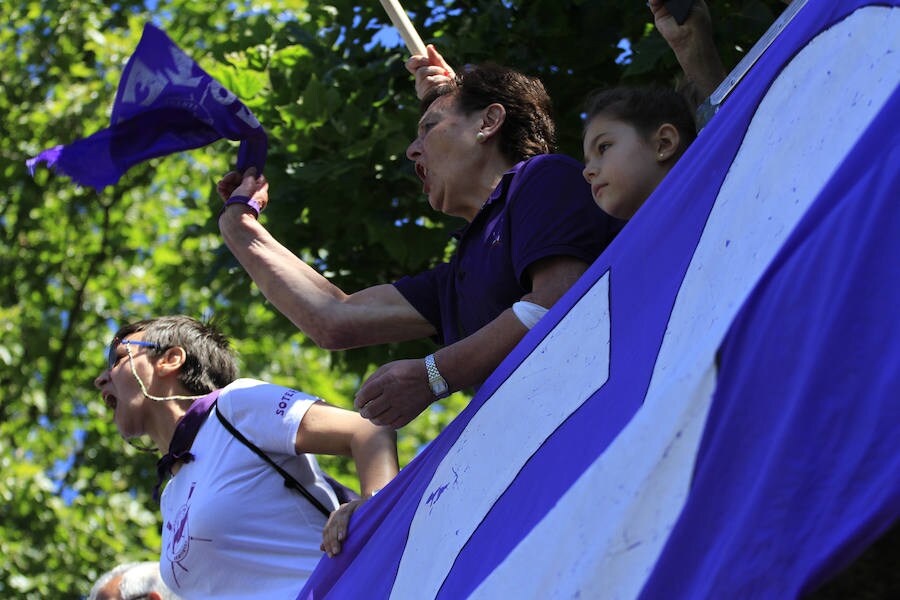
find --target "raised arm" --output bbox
[354,254,592,429]
[217,169,436,349]
[293,401,399,557]
[649,0,727,108]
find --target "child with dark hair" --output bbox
[581,86,697,219]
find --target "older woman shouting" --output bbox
[217,62,620,429]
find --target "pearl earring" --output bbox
[476,132,486,143]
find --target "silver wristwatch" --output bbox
[424,353,450,399]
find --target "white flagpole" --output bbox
[378,0,428,56]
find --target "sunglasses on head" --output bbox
[106,337,162,370]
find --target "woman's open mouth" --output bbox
[103,392,118,411]
[415,163,429,194]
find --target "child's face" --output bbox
[582,114,669,220]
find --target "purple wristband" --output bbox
[220,195,262,219]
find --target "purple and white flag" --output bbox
[27,23,266,191]
[300,0,900,598]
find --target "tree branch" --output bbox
[40,192,116,415]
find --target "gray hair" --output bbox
[89,561,181,600]
[111,315,238,395]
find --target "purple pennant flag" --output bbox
[27,23,267,191]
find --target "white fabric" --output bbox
[159,378,339,600]
[511,301,548,330]
[391,273,612,599]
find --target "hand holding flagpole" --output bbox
[378,0,427,56]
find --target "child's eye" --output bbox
[597,142,611,155]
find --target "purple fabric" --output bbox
[27,23,266,191]
[393,154,623,346]
[639,101,900,595]
[154,389,220,502]
[298,2,899,598]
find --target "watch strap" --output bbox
[424,353,450,399]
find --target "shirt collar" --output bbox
[153,389,221,502]
[451,160,524,240]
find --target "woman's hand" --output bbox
[355,358,434,429]
[217,167,269,214]
[648,0,726,104]
[216,170,242,201]
[321,499,367,558]
[405,44,456,100]
[648,0,715,56]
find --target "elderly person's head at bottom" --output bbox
[89,561,180,600]
[406,63,557,222]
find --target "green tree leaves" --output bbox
[0,0,782,597]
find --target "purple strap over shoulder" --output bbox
[154,389,221,502]
[27,23,267,192]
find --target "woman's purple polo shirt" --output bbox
[393,154,622,346]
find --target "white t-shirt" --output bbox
[159,378,340,600]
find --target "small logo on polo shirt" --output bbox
[275,388,298,416]
[165,482,212,588]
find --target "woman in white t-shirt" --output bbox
[93,315,398,600]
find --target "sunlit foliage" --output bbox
[0,0,782,596]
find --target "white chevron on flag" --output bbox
[392,272,613,599]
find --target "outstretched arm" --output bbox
[649,0,727,108]
[217,169,436,349]
[294,401,399,557]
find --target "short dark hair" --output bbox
[112,315,237,394]
[583,86,697,159]
[422,63,557,162]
